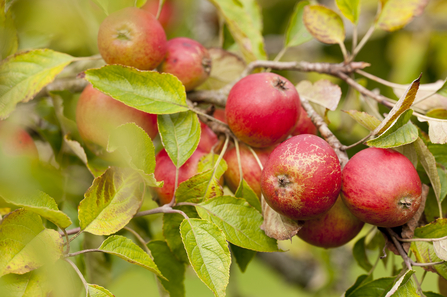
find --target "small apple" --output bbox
[0,122,38,158]
[292,106,317,136]
[341,147,422,228]
[158,37,212,91]
[261,134,342,221]
[223,143,274,198]
[141,0,176,29]
[76,84,158,154]
[97,7,167,70]
[154,148,207,205]
[297,195,364,248]
[198,122,218,153]
[226,73,300,148]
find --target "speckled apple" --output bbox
[261,134,342,221]
[97,7,167,70]
[341,147,422,228]
[154,148,207,205]
[226,73,300,148]
[223,143,274,198]
[158,37,211,91]
[297,195,364,248]
[292,106,317,136]
[76,85,158,154]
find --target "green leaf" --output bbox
[336,0,360,24]
[0,270,51,297]
[163,206,199,264]
[0,3,18,60]
[229,243,256,273]
[345,110,381,131]
[175,169,224,203]
[376,0,429,32]
[285,1,313,48]
[353,236,373,272]
[346,277,396,297]
[414,218,447,238]
[180,218,231,297]
[413,137,443,204]
[367,110,418,148]
[1,191,72,229]
[393,143,418,168]
[303,5,345,44]
[429,143,447,168]
[436,79,447,97]
[98,235,163,278]
[158,111,201,167]
[0,49,74,119]
[0,209,63,277]
[84,65,188,114]
[208,0,267,62]
[345,274,373,297]
[385,270,416,296]
[4,0,18,13]
[78,167,144,235]
[107,123,157,176]
[235,179,262,213]
[88,284,114,297]
[148,240,186,297]
[411,241,447,280]
[423,291,445,297]
[197,196,279,252]
[437,167,447,202]
[197,152,228,178]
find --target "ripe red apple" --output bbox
[223,143,274,198]
[213,108,226,123]
[261,134,342,221]
[158,37,212,91]
[141,0,175,29]
[154,148,207,205]
[297,195,364,248]
[292,106,317,136]
[0,122,38,158]
[198,122,218,153]
[97,7,167,70]
[76,84,158,154]
[226,73,300,148]
[341,147,422,228]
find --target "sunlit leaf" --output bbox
[433,239,447,261]
[353,236,373,272]
[230,243,256,273]
[285,1,313,48]
[235,179,262,213]
[208,0,267,62]
[344,110,381,131]
[345,274,373,297]
[158,111,200,167]
[376,0,429,32]
[411,241,447,279]
[336,0,360,24]
[99,235,163,277]
[0,49,74,119]
[148,240,185,297]
[84,65,188,114]
[384,270,416,297]
[414,219,447,238]
[180,218,231,297]
[1,190,72,229]
[197,196,279,252]
[197,152,228,178]
[88,284,115,297]
[345,276,396,297]
[0,209,63,277]
[296,80,342,111]
[0,2,18,60]
[176,171,223,204]
[0,270,51,296]
[78,167,144,235]
[64,135,88,165]
[303,5,345,44]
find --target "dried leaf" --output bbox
[376,0,429,31]
[417,114,447,144]
[296,80,342,111]
[395,80,447,111]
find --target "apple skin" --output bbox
[198,122,218,153]
[76,84,158,154]
[223,144,274,198]
[0,122,38,158]
[292,106,317,136]
[97,7,167,70]
[261,134,342,221]
[341,147,422,228]
[141,0,175,29]
[297,195,364,248]
[154,148,207,205]
[226,73,300,148]
[158,37,212,91]
[214,108,226,123]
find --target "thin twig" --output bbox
[62,228,70,254]
[66,249,102,258]
[65,258,89,297]
[234,138,243,186]
[352,25,375,58]
[124,226,151,255]
[386,228,412,270]
[356,69,407,89]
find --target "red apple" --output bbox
[0,122,38,158]
[226,73,300,148]
[292,106,317,136]
[341,147,422,228]
[154,148,207,205]
[261,134,342,221]
[158,37,212,91]
[198,122,218,153]
[223,143,274,198]
[76,84,158,154]
[297,195,364,248]
[213,108,226,123]
[97,7,167,70]
[141,0,176,29]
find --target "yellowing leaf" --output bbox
[344,110,381,131]
[296,80,342,111]
[303,5,345,44]
[336,0,360,24]
[376,0,429,31]
[88,284,115,297]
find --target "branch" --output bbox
[34,78,88,100]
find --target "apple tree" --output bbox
[1,0,447,296]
